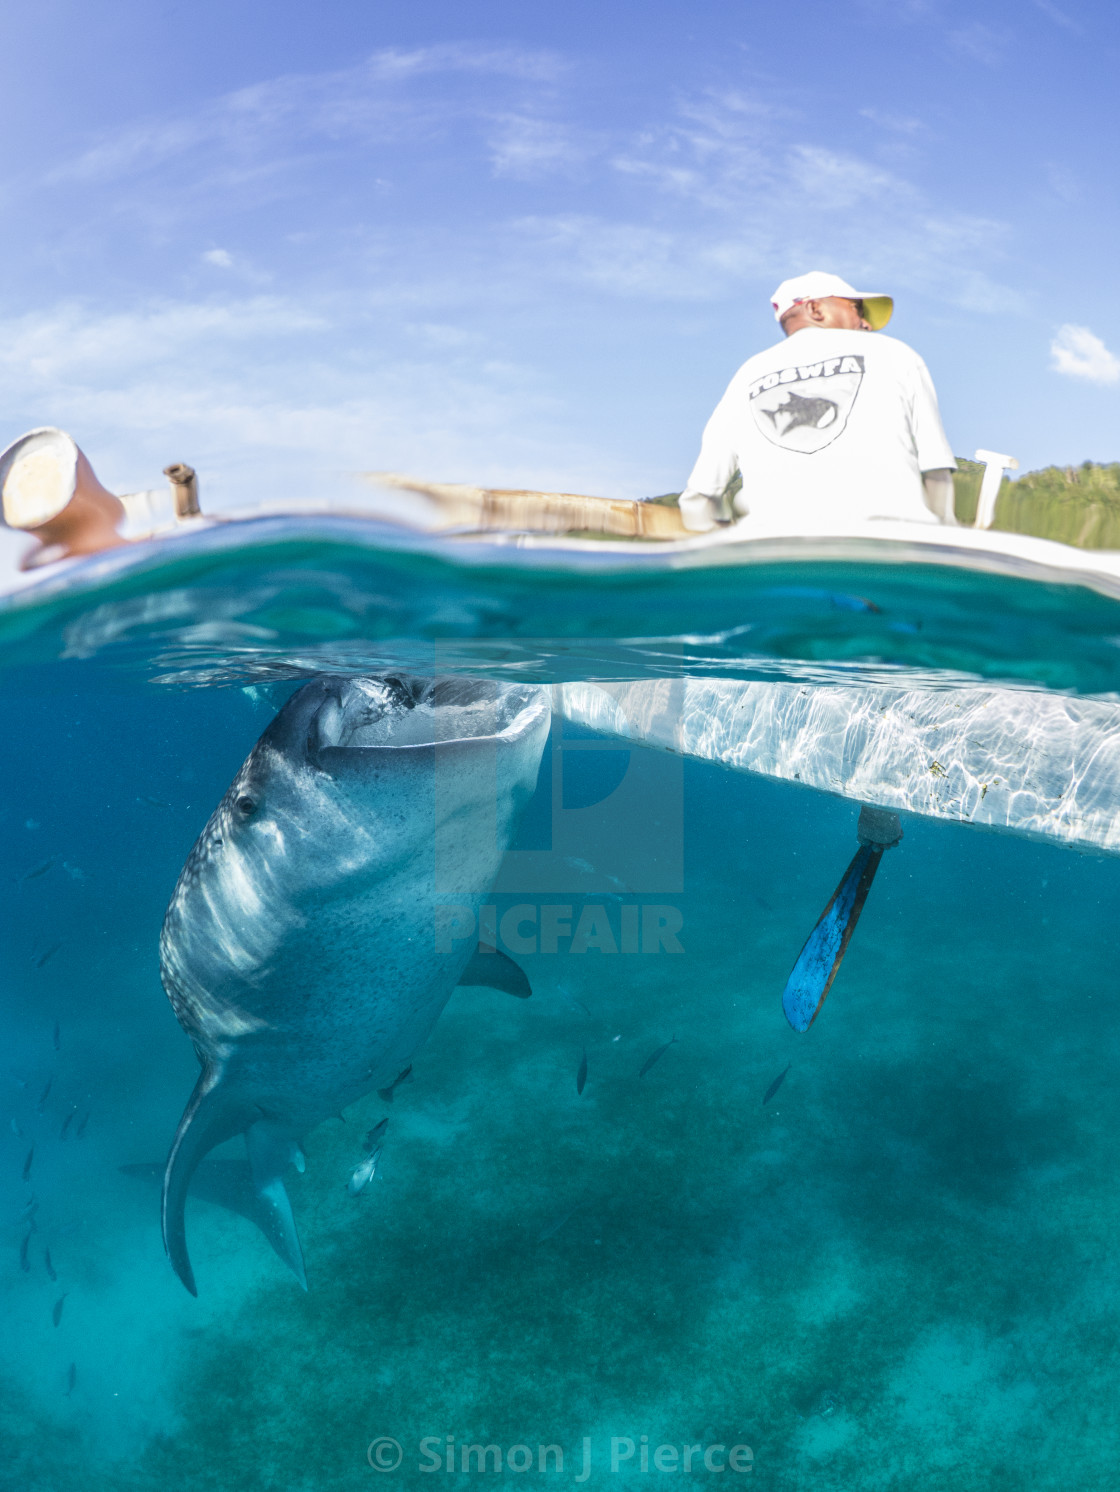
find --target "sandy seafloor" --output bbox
[3,670,1120,1492]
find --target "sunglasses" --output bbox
[788,296,867,318]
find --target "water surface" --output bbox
[3,521,1119,1490]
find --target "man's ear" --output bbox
[805,298,826,324]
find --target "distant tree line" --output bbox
[647,460,1120,548]
[954,459,1120,548]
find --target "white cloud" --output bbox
[514,215,730,300]
[1050,325,1120,385]
[32,48,1021,325]
[0,291,655,506]
[948,23,1008,65]
[786,146,901,210]
[0,52,1035,504]
[0,297,326,380]
[587,94,1017,315]
[49,45,565,190]
[486,114,594,179]
[859,108,926,135]
[1033,0,1082,32]
[1044,164,1081,203]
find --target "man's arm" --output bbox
[910,351,958,524]
[680,484,737,531]
[921,469,958,524]
[678,389,741,532]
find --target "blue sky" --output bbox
[0,0,1116,506]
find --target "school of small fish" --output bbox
[6,976,92,1395]
[7,810,803,1351]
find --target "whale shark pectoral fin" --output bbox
[128,1158,308,1283]
[458,948,532,999]
[245,1121,308,1290]
[781,843,883,1033]
[252,1177,308,1292]
[162,1063,251,1297]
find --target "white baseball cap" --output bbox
[771,271,893,330]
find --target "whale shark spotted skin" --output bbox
[159,674,550,1295]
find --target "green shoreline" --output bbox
[650,461,1120,550]
[952,459,1120,547]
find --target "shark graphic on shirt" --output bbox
[750,354,864,454]
[762,391,839,436]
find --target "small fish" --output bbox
[44,1248,57,1282]
[19,1231,32,1272]
[376,1066,412,1103]
[38,1075,53,1111]
[829,593,880,615]
[138,795,170,808]
[20,858,55,882]
[576,1049,588,1096]
[763,1064,791,1105]
[347,1147,384,1196]
[639,1037,678,1079]
[74,1110,90,1139]
[21,1146,34,1183]
[36,946,63,973]
[65,1362,77,1397]
[52,1018,61,1047]
[9,1118,22,1138]
[8,1070,28,1089]
[536,1205,578,1243]
[564,857,595,875]
[52,1292,69,1327]
[347,1118,389,1195]
[20,1196,38,1222]
[59,1107,78,1140]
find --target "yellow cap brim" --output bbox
[861,295,893,330]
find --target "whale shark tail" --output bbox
[162,1063,258,1296]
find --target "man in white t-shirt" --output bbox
[678,271,957,532]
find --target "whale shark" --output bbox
[159,673,551,1295]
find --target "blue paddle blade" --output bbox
[782,843,883,1033]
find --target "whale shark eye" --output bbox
[235,794,257,817]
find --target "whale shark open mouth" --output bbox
[308,675,545,754]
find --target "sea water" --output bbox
[3,521,1120,1491]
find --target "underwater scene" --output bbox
[5,528,1120,1492]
